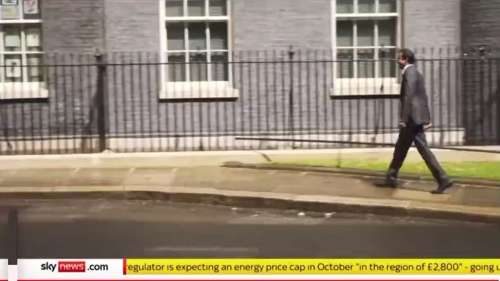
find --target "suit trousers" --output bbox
[388,122,449,184]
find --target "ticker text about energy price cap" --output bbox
[125,259,500,275]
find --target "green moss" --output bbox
[274,159,500,181]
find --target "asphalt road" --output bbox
[1,199,499,258]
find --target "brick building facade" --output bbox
[0,0,498,153]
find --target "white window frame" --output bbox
[0,0,47,100]
[159,0,238,100]
[331,0,402,96]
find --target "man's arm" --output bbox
[400,68,418,124]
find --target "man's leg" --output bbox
[413,128,453,193]
[384,126,414,186]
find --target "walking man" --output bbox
[377,48,453,194]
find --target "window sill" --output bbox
[330,78,400,98]
[0,82,49,100]
[336,13,399,19]
[160,81,239,100]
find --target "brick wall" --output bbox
[232,0,331,50]
[3,0,481,153]
[461,0,500,144]
[403,0,461,52]
[462,0,500,53]
[104,0,160,52]
[42,0,105,53]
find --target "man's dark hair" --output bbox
[399,48,416,64]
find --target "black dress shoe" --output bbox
[374,178,397,188]
[431,180,454,194]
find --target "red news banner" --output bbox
[56,261,86,273]
[0,259,499,281]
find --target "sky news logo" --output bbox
[40,261,109,272]
[59,261,86,272]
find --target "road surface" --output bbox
[0,199,499,258]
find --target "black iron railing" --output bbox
[0,48,498,154]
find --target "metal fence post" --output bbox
[479,47,486,144]
[7,209,18,274]
[95,51,107,152]
[288,46,295,148]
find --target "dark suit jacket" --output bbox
[400,65,431,125]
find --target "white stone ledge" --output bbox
[160,81,239,100]
[0,82,49,100]
[331,78,400,97]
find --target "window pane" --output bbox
[189,53,207,81]
[25,25,42,52]
[168,54,186,81]
[165,0,183,16]
[337,21,353,47]
[211,52,228,81]
[379,19,396,46]
[357,20,374,46]
[337,50,353,78]
[358,0,374,13]
[379,0,396,13]
[23,0,41,19]
[209,0,226,16]
[27,54,43,82]
[189,23,206,50]
[210,22,227,50]
[167,23,185,51]
[3,54,23,82]
[379,48,396,77]
[336,0,353,13]
[0,4,21,20]
[3,27,22,52]
[357,49,375,78]
[188,0,204,16]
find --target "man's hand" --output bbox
[423,123,433,131]
[399,122,406,128]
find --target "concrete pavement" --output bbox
[1,148,500,222]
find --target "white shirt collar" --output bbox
[402,64,414,75]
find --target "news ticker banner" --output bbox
[1,259,500,280]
